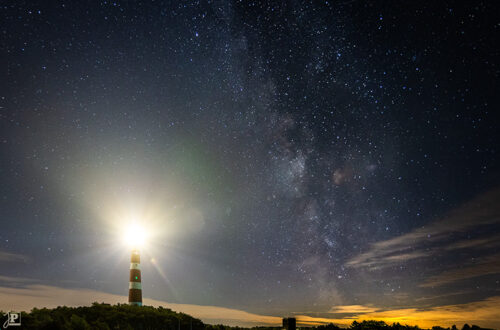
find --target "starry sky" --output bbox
[1,1,500,328]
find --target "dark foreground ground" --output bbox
[1,303,494,330]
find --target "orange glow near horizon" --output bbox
[294,296,500,329]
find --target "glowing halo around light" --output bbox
[122,222,148,249]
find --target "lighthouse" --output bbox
[128,248,142,306]
[123,222,147,306]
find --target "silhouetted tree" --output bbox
[8,303,203,330]
[316,323,342,330]
[350,320,390,329]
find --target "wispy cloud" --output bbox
[415,290,475,302]
[0,251,29,263]
[0,275,37,284]
[328,305,379,314]
[420,253,500,288]
[346,188,500,270]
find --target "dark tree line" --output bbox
[310,321,492,330]
[211,321,493,330]
[1,303,204,330]
[1,304,494,330]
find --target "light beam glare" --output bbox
[122,221,148,249]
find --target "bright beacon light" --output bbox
[123,222,148,249]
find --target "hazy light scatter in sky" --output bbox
[0,1,499,328]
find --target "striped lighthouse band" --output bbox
[128,249,142,306]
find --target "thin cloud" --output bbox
[420,253,500,288]
[443,235,500,251]
[346,188,500,270]
[0,251,29,263]
[415,290,474,302]
[328,305,379,314]
[0,275,38,284]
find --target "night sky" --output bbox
[1,1,499,328]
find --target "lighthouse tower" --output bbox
[128,249,142,306]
